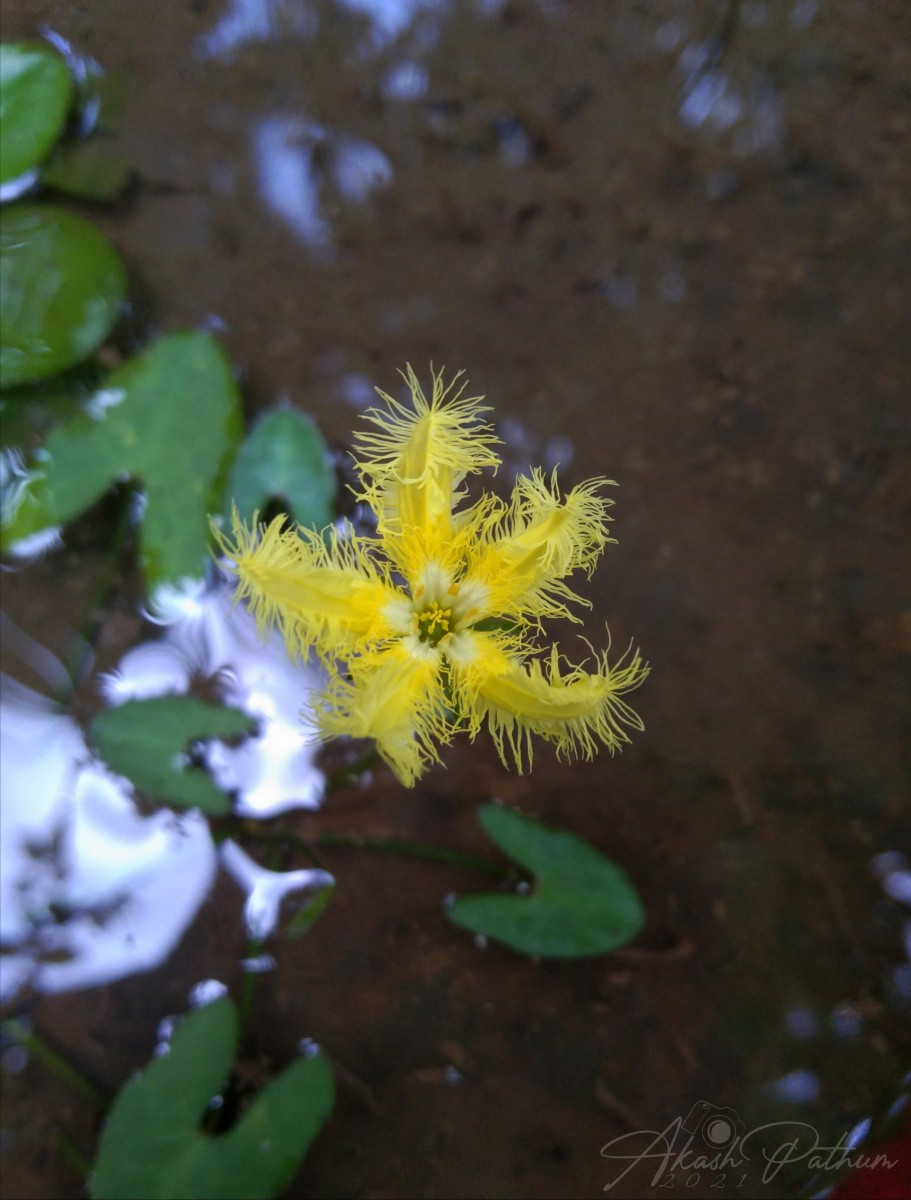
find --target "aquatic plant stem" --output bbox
[218,816,508,883]
[238,936,264,1040]
[314,831,509,877]
[222,818,510,879]
[55,1128,92,1178]
[54,489,134,707]
[4,1018,106,1109]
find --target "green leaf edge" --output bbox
[448,804,645,959]
[89,695,256,814]
[90,997,335,1200]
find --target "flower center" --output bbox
[417,601,454,645]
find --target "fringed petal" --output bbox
[214,365,648,788]
[353,366,500,570]
[462,469,615,622]
[316,641,452,786]
[452,634,648,774]
[212,510,402,662]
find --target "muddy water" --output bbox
[1,2,909,1198]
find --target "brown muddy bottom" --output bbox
[1,2,909,1198]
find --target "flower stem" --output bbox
[55,1128,92,1178]
[238,936,264,1039]
[55,490,134,706]
[315,831,508,877]
[221,818,509,879]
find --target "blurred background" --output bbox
[1,2,909,1197]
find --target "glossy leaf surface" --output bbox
[0,203,126,386]
[0,42,73,185]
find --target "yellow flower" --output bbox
[214,366,648,786]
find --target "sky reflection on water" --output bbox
[252,115,393,256]
[221,839,333,941]
[0,684,215,999]
[1,580,329,1000]
[197,0,447,59]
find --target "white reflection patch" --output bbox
[0,169,39,203]
[0,446,32,515]
[189,978,229,1007]
[382,61,428,100]
[195,0,317,60]
[196,0,445,58]
[252,116,392,254]
[677,42,783,156]
[763,1067,821,1103]
[0,686,216,1000]
[253,116,332,253]
[331,135,393,203]
[103,583,327,818]
[338,0,442,46]
[221,840,333,940]
[84,387,126,421]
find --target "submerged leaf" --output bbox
[0,42,74,186]
[1,331,244,589]
[0,203,126,387]
[224,408,336,529]
[90,695,255,814]
[284,882,335,938]
[90,996,335,1200]
[43,139,132,201]
[448,805,644,957]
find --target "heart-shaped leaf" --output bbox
[448,805,644,958]
[0,42,74,186]
[224,408,336,530]
[0,203,127,387]
[90,996,335,1200]
[90,696,256,814]
[1,331,243,590]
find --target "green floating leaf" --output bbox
[225,408,336,529]
[448,805,644,958]
[0,42,74,186]
[43,139,132,201]
[0,203,127,387]
[90,696,255,814]
[1,331,244,589]
[90,996,335,1200]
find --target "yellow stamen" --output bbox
[418,601,453,645]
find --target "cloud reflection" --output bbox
[197,0,445,58]
[677,42,784,156]
[196,0,318,60]
[221,840,333,940]
[0,685,216,1000]
[1,574,330,998]
[252,115,392,255]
